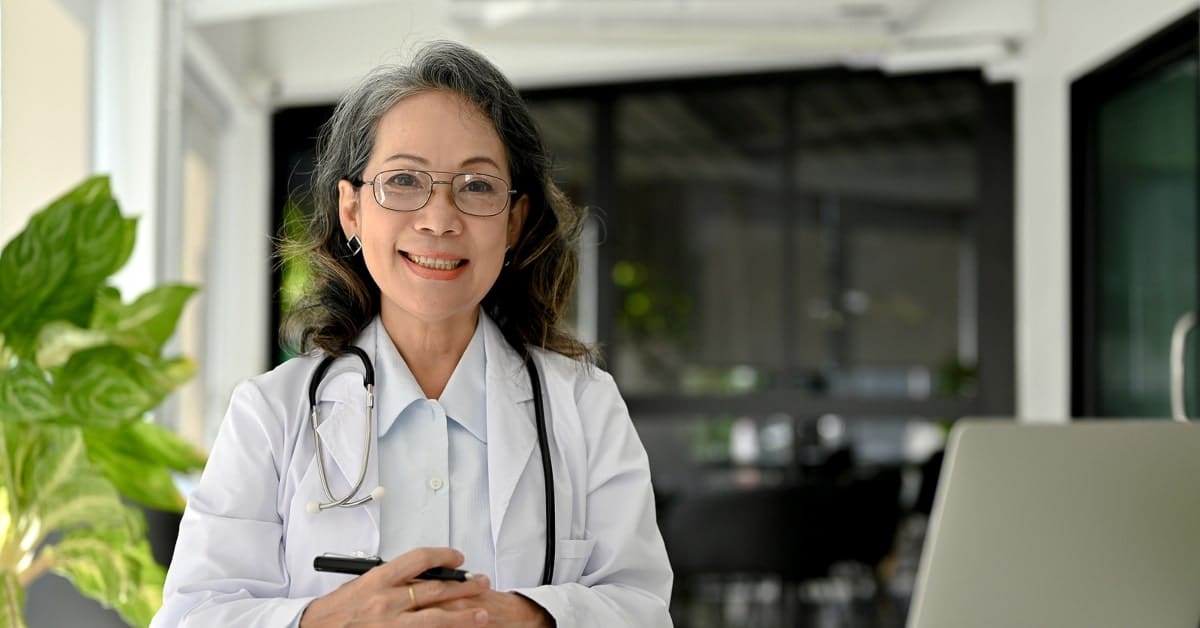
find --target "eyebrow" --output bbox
[381,153,505,172]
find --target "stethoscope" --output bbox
[305,343,557,586]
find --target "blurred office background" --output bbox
[2,0,1196,625]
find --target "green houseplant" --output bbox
[0,176,207,626]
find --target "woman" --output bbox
[154,41,673,627]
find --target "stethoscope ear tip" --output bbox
[306,500,321,514]
[370,486,386,500]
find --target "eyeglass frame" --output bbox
[347,168,520,217]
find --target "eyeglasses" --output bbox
[349,169,517,217]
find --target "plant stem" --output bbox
[0,570,26,628]
[17,550,54,588]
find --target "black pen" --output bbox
[313,555,476,581]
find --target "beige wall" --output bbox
[0,0,91,245]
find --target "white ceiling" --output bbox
[186,0,1032,106]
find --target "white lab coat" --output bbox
[154,315,673,627]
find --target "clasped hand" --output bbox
[300,547,553,627]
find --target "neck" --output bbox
[379,308,479,399]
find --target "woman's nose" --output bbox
[414,183,462,235]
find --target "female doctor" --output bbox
[153,41,673,627]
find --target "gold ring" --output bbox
[408,584,416,605]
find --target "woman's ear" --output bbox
[507,195,528,249]
[337,179,361,240]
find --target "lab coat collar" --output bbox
[480,313,539,550]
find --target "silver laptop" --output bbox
[907,419,1200,628]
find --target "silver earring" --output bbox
[504,247,512,268]
[346,234,362,256]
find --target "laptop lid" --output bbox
[907,420,1200,628]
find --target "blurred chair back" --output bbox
[663,467,903,627]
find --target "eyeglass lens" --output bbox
[373,169,509,216]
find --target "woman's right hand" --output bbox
[299,547,492,627]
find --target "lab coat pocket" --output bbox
[553,538,596,584]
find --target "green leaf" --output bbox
[88,422,206,473]
[145,356,196,394]
[36,283,197,369]
[91,284,198,355]
[52,528,165,628]
[83,423,204,512]
[55,347,157,427]
[0,334,13,368]
[5,423,135,539]
[0,362,58,423]
[33,321,111,370]
[0,226,71,358]
[38,186,136,329]
[0,570,26,628]
[88,286,123,331]
[0,177,134,356]
[84,429,194,512]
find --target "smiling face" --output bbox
[338,90,527,337]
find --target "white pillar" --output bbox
[182,33,274,446]
[92,0,175,300]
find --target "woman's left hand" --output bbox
[428,590,554,627]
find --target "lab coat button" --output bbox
[429,478,445,490]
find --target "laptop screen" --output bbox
[907,420,1200,628]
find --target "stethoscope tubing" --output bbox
[525,352,556,587]
[308,346,376,509]
[306,340,556,586]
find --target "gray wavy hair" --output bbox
[281,40,590,360]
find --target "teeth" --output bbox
[407,253,462,270]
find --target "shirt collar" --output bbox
[372,315,488,443]
[439,320,487,443]
[373,318,425,438]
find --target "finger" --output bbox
[401,607,489,627]
[408,575,491,610]
[370,547,465,585]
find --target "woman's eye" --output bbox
[460,178,496,194]
[386,173,421,187]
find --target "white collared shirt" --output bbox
[374,317,495,579]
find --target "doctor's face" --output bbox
[338,90,527,332]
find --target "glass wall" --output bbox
[522,70,1012,627]
[611,86,791,395]
[522,70,1005,416]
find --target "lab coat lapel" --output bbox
[311,327,382,535]
[482,316,536,551]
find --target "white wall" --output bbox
[0,0,90,244]
[0,0,271,450]
[6,0,1194,433]
[1015,0,1198,421]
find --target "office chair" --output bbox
[664,467,902,628]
